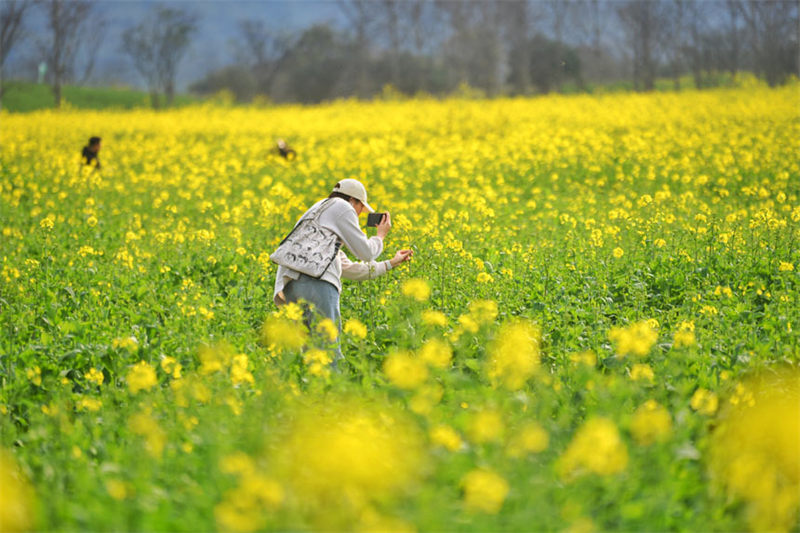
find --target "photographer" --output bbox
[272,179,413,361]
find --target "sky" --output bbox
[7,0,348,89]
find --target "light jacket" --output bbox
[273,198,392,306]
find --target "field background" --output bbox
[1,84,799,532]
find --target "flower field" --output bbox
[1,84,799,532]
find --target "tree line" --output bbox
[2,0,798,109]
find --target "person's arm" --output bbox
[340,250,391,281]
[333,204,384,261]
[341,249,413,282]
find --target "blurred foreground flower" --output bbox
[126,361,157,394]
[272,398,425,526]
[506,421,549,458]
[0,449,35,532]
[260,316,308,352]
[558,417,628,479]
[401,278,431,302]
[383,350,428,389]
[461,468,509,514]
[487,320,541,389]
[709,370,800,532]
[609,320,657,357]
[630,400,672,445]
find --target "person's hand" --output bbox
[390,249,413,267]
[376,212,392,239]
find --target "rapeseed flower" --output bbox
[84,367,104,386]
[430,425,463,452]
[558,417,628,479]
[383,350,428,389]
[709,370,800,532]
[0,449,35,532]
[343,318,367,339]
[126,361,157,394]
[421,310,448,327]
[487,320,541,390]
[630,400,672,445]
[609,320,658,358]
[260,316,308,352]
[418,338,452,369]
[467,409,505,444]
[461,468,509,514]
[630,363,655,382]
[128,412,166,459]
[274,399,425,517]
[506,421,549,457]
[690,388,719,415]
[401,278,431,302]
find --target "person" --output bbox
[275,139,296,160]
[273,178,413,362]
[81,136,101,169]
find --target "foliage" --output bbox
[1,85,799,531]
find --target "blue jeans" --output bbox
[283,273,343,363]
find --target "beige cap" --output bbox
[332,178,374,213]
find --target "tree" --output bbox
[502,0,533,95]
[735,0,799,86]
[617,0,663,91]
[337,0,380,98]
[121,5,198,108]
[37,0,93,107]
[0,0,31,106]
[235,19,293,94]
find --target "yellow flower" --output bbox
[274,398,424,513]
[630,400,672,445]
[316,318,339,342]
[85,367,104,385]
[569,350,596,367]
[421,310,448,327]
[112,336,139,351]
[654,238,666,248]
[613,247,624,258]
[418,338,452,369]
[0,449,35,532]
[383,350,428,389]
[129,412,166,459]
[126,361,157,394]
[105,479,130,501]
[260,316,307,352]
[409,384,443,415]
[673,330,696,348]
[303,349,332,377]
[343,318,367,339]
[467,409,505,444]
[198,343,234,375]
[608,320,658,357]
[231,354,255,386]
[76,397,103,412]
[468,299,498,324]
[25,366,42,386]
[709,371,800,532]
[778,261,794,272]
[690,388,718,415]
[160,356,182,379]
[629,363,655,382]
[558,417,628,479]
[461,468,509,514]
[401,278,431,302]
[506,421,549,457]
[430,425,463,452]
[487,320,541,390]
[476,271,494,283]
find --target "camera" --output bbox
[367,213,386,227]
